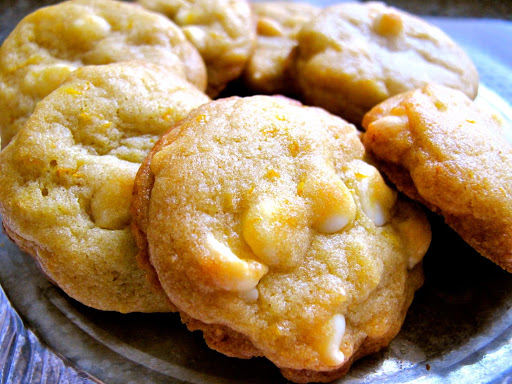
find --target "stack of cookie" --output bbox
[0,0,510,383]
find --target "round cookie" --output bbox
[363,83,512,273]
[295,1,479,125]
[132,95,431,382]
[243,1,320,95]
[0,61,210,313]
[0,0,207,147]
[137,0,255,97]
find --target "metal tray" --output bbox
[1,1,512,383]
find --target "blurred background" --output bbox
[1,0,511,43]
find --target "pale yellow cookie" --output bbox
[295,1,479,124]
[132,95,431,382]
[243,2,320,95]
[0,61,210,313]
[138,0,255,97]
[363,83,512,273]
[0,0,206,147]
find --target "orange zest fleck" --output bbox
[265,169,280,179]
[289,141,300,157]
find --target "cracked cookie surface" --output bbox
[0,61,210,313]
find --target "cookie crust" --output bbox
[295,1,479,124]
[0,0,206,147]
[0,61,210,312]
[138,0,256,97]
[363,83,512,272]
[132,95,431,380]
[243,1,320,95]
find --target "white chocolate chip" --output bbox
[408,252,422,269]
[371,114,408,131]
[355,162,397,226]
[238,288,259,301]
[90,165,137,230]
[257,17,284,37]
[182,26,207,51]
[395,214,432,269]
[72,14,111,40]
[300,173,356,234]
[315,214,352,234]
[205,235,268,292]
[242,198,310,268]
[243,199,279,264]
[320,314,346,366]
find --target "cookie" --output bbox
[132,95,431,382]
[242,2,320,95]
[137,0,255,97]
[362,83,512,273]
[295,1,479,125]
[0,0,206,147]
[0,61,210,313]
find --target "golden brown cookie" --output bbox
[0,0,206,147]
[243,2,320,95]
[137,0,255,97]
[295,1,479,125]
[363,83,512,272]
[0,61,210,313]
[132,95,431,382]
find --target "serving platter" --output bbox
[1,1,512,383]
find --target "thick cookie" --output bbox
[0,0,206,147]
[137,0,255,97]
[132,95,431,382]
[243,2,320,95]
[0,61,210,313]
[363,83,512,273]
[295,1,479,125]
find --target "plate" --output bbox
[1,2,512,383]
